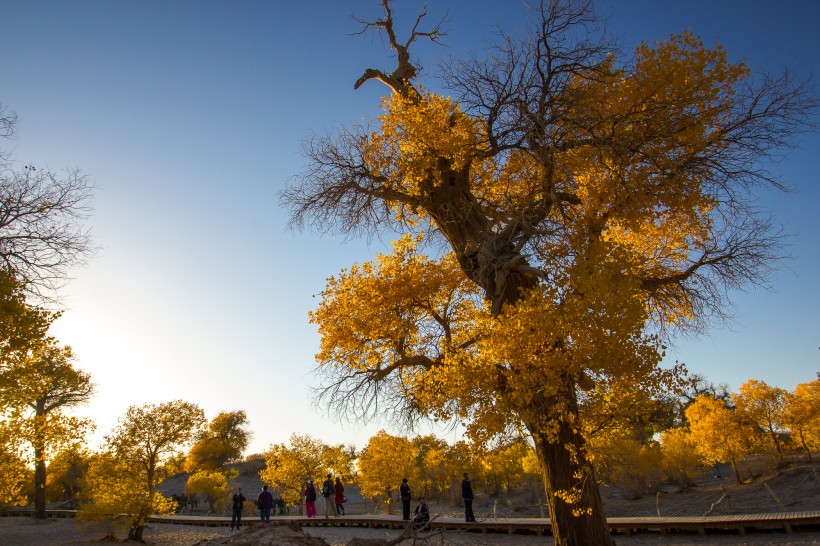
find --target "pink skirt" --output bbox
[305,500,316,517]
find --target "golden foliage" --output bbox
[733,379,789,459]
[0,423,28,508]
[659,427,703,489]
[783,380,820,459]
[587,433,662,500]
[685,396,754,483]
[185,410,251,473]
[356,430,416,512]
[185,470,229,512]
[89,401,204,539]
[259,433,352,511]
[79,452,176,538]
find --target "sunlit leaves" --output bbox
[185,470,229,512]
[0,423,28,508]
[259,433,352,511]
[685,396,754,484]
[783,380,820,460]
[0,270,54,360]
[89,401,204,538]
[659,427,703,489]
[186,410,251,472]
[363,92,485,205]
[79,452,177,538]
[733,379,789,459]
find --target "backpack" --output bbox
[322,482,333,497]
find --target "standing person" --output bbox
[322,473,335,518]
[304,479,317,517]
[230,487,245,530]
[257,485,274,523]
[399,477,412,521]
[334,476,346,516]
[461,472,475,522]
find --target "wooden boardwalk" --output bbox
[4,509,819,537]
[147,511,820,537]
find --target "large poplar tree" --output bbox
[282,1,816,543]
[0,340,93,519]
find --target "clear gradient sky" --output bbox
[2,0,818,456]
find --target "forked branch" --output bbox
[353,0,447,97]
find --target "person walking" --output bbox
[230,487,245,530]
[304,479,317,517]
[461,472,475,522]
[334,476,346,516]
[257,485,274,523]
[321,473,335,518]
[399,477,412,521]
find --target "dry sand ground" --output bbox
[0,517,819,545]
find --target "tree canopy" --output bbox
[283,1,815,543]
[83,401,204,540]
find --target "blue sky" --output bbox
[2,0,818,455]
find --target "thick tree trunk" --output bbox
[730,458,742,485]
[128,524,144,541]
[525,379,613,546]
[799,435,813,462]
[427,152,610,545]
[33,442,47,519]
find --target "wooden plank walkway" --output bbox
[146,511,820,537]
[4,509,819,536]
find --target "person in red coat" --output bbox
[334,476,346,516]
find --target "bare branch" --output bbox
[0,165,96,300]
[352,0,447,96]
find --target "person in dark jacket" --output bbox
[230,487,245,530]
[322,473,335,518]
[399,477,412,521]
[257,485,274,523]
[461,472,475,522]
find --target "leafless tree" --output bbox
[0,105,95,300]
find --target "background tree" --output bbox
[185,470,229,514]
[672,373,734,426]
[79,451,176,541]
[0,270,55,361]
[412,434,454,500]
[0,422,29,508]
[732,379,789,463]
[284,1,815,543]
[659,427,703,490]
[185,410,251,472]
[321,443,356,483]
[99,401,205,540]
[783,380,820,461]
[686,396,754,484]
[259,433,339,513]
[587,432,662,501]
[45,445,91,505]
[0,340,93,519]
[482,442,528,496]
[356,430,416,514]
